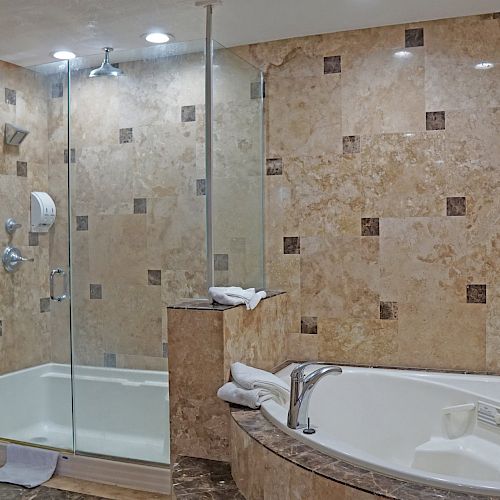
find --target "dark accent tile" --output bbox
[196,178,206,196]
[119,127,133,144]
[250,81,265,99]
[284,236,300,254]
[5,88,16,105]
[76,215,89,231]
[214,254,229,271]
[133,198,147,214]
[181,105,196,122]
[446,197,466,216]
[405,28,424,47]
[16,161,27,177]
[51,82,63,98]
[324,55,341,74]
[380,301,398,320]
[148,269,162,285]
[266,158,283,175]
[104,352,116,368]
[493,12,500,19]
[64,148,76,164]
[361,217,380,236]
[0,320,3,336]
[90,284,102,299]
[343,135,360,154]
[301,316,318,334]
[28,232,39,246]
[467,284,486,304]
[162,341,168,358]
[426,111,445,130]
[40,297,51,313]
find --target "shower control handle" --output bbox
[2,246,34,272]
[50,268,69,302]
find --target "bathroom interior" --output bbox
[0,0,498,498]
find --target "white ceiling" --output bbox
[0,0,499,67]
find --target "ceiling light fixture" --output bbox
[144,32,171,44]
[52,51,76,60]
[474,61,494,70]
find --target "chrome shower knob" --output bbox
[2,246,34,272]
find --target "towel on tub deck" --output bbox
[230,362,289,405]
[208,287,267,310]
[0,444,59,488]
[217,382,274,409]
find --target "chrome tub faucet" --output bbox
[287,362,342,430]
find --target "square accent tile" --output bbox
[361,218,380,236]
[301,316,318,334]
[467,284,486,304]
[16,161,27,177]
[119,128,133,144]
[51,82,63,98]
[343,135,360,154]
[426,111,445,130]
[266,158,283,175]
[90,284,102,299]
[162,342,168,358]
[196,179,206,196]
[250,81,265,99]
[181,105,196,122]
[148,270,162,286]
[446,197,466,216]
[133,198,147,214]
[40,297,51,313]
[214,254,229,271]
[284,236,300,254]
[5,88,16,105]
[324,55,341,74]
[0,320,2,336]
[64,148,76,164]
[405,28,424,47]
[380,301,398,320]
[28,232,39,247]
[76,215,89,231]
[104,352,117,368]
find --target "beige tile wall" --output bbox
[233,13,500,372]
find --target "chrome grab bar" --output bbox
[50,268,69,302]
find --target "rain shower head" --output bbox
[89,47,123,78]
[4,123,29,146]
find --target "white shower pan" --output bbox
[0,363,169,464]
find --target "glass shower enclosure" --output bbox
[0,36,263,466]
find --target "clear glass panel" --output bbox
[0,58,73,450]
[212,42,265,289]
[68,40,206,464]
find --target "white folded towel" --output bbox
[217,381,274,409]
[231,362,289,405]
[209,286,267,310]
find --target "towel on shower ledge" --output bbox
[208,286,267,310]
[217,381,274,409]
[0,444,59,488]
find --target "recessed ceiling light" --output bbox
[144,32,171,44]
[52,51,76,60]
[394,50,412,59]
[475,61,494,70]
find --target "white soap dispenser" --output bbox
[30,192,56,232]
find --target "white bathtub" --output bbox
[0,363,169,464]
[262,364,500,496]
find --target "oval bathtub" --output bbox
[261,364,500,496]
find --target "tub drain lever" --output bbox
[303,418,316,435]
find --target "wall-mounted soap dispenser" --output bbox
[31,192,56,232]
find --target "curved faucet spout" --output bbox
[287,363,342,430]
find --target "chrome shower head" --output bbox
[89,47,123,78]
[4,123,29,146]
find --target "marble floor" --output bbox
[0,477,171,500]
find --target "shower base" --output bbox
[0,363,169,464]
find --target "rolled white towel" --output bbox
[231,362,289,404]
[209,287,267,310]
[217,381,273,409]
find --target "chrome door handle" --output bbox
[50,268,69,302]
